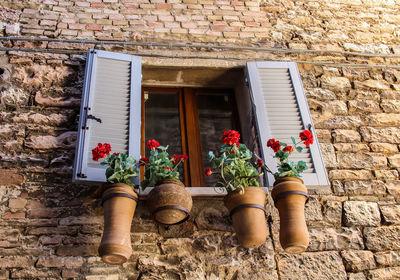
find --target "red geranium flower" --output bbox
[172,154,188,163]
[282,146,294,154]
[163,167,173,171]
[146,139,160,150]
[267,138,281,153]
[257,159,263,168]
[222,130,240,146]
[113,152,120,156]
[205,168,213,176]
[92,143,112,161]
[299,130,314,147]
[139,157,149,165]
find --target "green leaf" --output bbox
[296,146,303,153]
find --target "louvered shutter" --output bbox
[247,61,329,187]
[73,50,141,184]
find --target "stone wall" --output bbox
[0,0,400,279]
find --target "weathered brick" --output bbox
[0,256,35,268]
[0,170,24,185]
[56,245,97,257]
[36,256,84,268]
[9,198,27,209]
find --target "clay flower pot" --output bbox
[224,187,267,248]
[146,179,192,225]
[98,183,138,265]
[271,177,309,254]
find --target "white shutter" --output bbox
[73,50,141,184]
[247,61,329,187]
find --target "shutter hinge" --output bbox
[245,78,249,87]
[82,107,90,130]
[87,115,102,123]
[77,173,87,178]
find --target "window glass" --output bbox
[197,92,236,187]
[144,92,184,181]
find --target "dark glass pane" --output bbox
[145,92,184,181]
[197,92,236,187]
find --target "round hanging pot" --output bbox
[146,179,192,225]
[98,183,138,265]
[224,187,267,248]
[271,176,309,254]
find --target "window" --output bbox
[72,50,329,194]
[142,87,239,187]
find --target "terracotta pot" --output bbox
[271,177,309,254]
[224,187,267,248]
[98,183,138,265]
[146,179,192,225]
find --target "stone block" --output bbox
[319,116,362,129]
[305,197,323,221]
[381,100,400,113]
[329,170,373,180]
[321,75,351,90]
[370,143,398,153]
[360,127,400,143]
[374,169,398,180]
[375,251,400,266]
[332,129,361,143]
[276,252,347,280]
[386,180,400,197]
[341,250,376,271]
[348,100,380,113]
[368,267,400,280]
[354,79,391,90]
[389,154,400,168]
[380,204,400,225]
[343,180,386,195]
[334,143,369,152]
[337,153,387,169]
[319,143,337,168]
[323,200,342,224]
[308,228,364,251]
[364,226,400,251]
[25,131,76,150]
[343,201,381,227]
[364,113,400,127]
[348,272,366,280]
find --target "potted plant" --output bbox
[257,129,314,254]
[92,143,139,265]
[141,139,192,225]
[207,130,267,248]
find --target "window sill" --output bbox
[137,186,269,199]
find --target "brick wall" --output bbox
[0,0,400,279]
